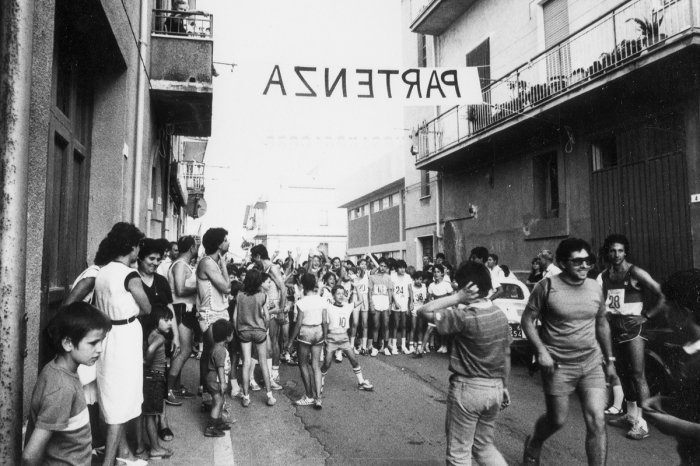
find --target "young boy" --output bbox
[23,302,111,466]
[409,271,428,354]
[205,318,236,437]
[335,267,357,362]
[391,260,414,354]
[368,257,394,357]
[321,285,374,394]
[418,264,453,355]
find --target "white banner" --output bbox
[253,65,484,105]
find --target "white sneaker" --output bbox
[402,345,412,354]
[334,351,343,363]
[383,347,391,356]
[370,348,379,357]
[437,346,448,353]
[294,395,315,406]
[269,379,283,390]
[391,346,399,355]
[353,347,360,354]
[424,345,431,353]
[250,381,261,391]
[627,422,650,440]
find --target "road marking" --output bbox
[214,430,234,466]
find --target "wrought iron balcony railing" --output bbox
[152,9,213,38]
[181,161,205,194]
[416,0,699,163]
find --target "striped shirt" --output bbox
[435,301,511,379]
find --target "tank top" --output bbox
[296,295,326,326]
[264,263,282,305]
[145,332,166,372]
[236,291,267,332]
[196,256,228,312]
[328,303,353,334]
[168,259,196,311]
[599,266,644,316]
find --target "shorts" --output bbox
[297,324,324,346]
[326,332,352,353]
[609,315,646,344]
[142,370,166,415]
[198,309,229,332]
[228,328,241,354]
[273,310,290,325]
[205,378,225,396]
[541,353,606,396]
[173,303,198,330]
[238,328,267,344]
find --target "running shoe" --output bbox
[360,348,367,356]
[165,390,182,406]
[627,422,650,440]
[370,348,379,357]
[241,395,251,408]
[250,381,261,392]
[608,413,635,428]
[314,398,323,410]
[269,380,283,391]
[358,380,374,391]
[437,346,448,353]
[195,351,202,360]
[353,347,360,355]
[294,395,315,406]
[403,345,413,354]
[334,351,343,363]
[383,347,391,356]
[172,388,196,399]
[287,357,298,366]
[522,435,541,466]
[204,426,225,438]
[267,395,277,407]
[391,346,399,355]
[283,352,292,364]
[424,345,431,353]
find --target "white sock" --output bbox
[267,358,274,376]
[391,338,396,348]
[272,365,279,379]
[362,337,367,349]
[612,385,624,409]
[353,366,364,383]
[401,338,406,347]
[350,337,355,347]
[627,401,638,419]
[267,391,273,398]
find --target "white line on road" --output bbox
[215,430,234,466]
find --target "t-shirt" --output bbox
[236,292,267,332]
[429,280,453,299]
[411,283,427,306]
[435,301,512,379]
[26,360,92,466]
[141,273,173,307]
[392,274,413,311]
[156,257,172,278]
[340,280,355,303]
[327,303,353,334]
[320,286,335,306]
[206,343,230,384]
[369,273,392,311]
[296,295,327,326]
[525,275,605,363]
[354,274,369,311]
[543,263,562,279]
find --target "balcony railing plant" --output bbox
[416,0,698,162]
[152,9,213,38]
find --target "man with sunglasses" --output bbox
[521,238,616,466]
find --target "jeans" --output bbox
[445,375,507,466]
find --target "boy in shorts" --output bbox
[391,260,414,354]
[23,302,111,466]
[205,319,236,437]
[409,271,427,354]
[321,285,374,393]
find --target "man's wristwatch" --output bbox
[606,357,616,365]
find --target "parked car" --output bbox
[493,277,531,350]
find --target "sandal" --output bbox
[605,405,623,415]
[159,427,174,442]
[149,448,174,460]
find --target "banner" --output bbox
[254,65,484,105]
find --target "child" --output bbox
[353,258,371,355]
[368,257,394,357]
[320,272,337,306]
[409,271,428,354]
[418,265,453,356]
[139,304,176,458]
[336,267,357,361]
[322,285,374,395]
[23,302,111,466]
[205,319,236,437]
[391,260,414,355]
[287,274,328,409]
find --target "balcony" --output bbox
[150,9,214,137]
[181,161,205,196]
[169,161,189,208]
[415,0,700,169]
[410,0,477,36]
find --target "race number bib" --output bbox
[373,284,388,295]
[357,284,367,293]
[606,289,625,313]
[415,292,425,305]
[395,285,405,297]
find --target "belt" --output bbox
[111,316,137,325]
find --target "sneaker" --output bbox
[200,402,212,413]
[173,388,196,399]
[627,422,650,440]
[424,345,431,353]
[294,395,315,406]
[314,398,323,410]
[241,395,251,408]
[353,347,360,354]
[391,346,399,355]
[283,352,292,364]
[271,374,281,384]
[370,348,379,357]
[360,348,367,356]
[287,357,298,366]
[233,391,245,399]
[383,347,391,356]
[269,380,283,391]
[204,425,225,437]
[608,413,635,428]
[267,395,277,407]
[358,380,374,391]
[437,345,448,353]
[195,351,202,360]
[250,381,261,392]
[216,420,232,431]
[165,390,182,406]
[403,345,413,354]
[523,435,541,466]
[334,351,343,363]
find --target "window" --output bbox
[384,195,391,208]
[466,39,490,94]
[533,152,559,219]
[420,170,431,197]
[371,200,380,213]
[591,135,617,172]
[391,192,401,207]
[349,210,355,221]
[418,34,427,67]
[495,284,525,301]
[319,210,328,226]
[543,0,571,82]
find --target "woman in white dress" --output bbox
[93,223,152,466]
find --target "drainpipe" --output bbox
[132,0,150,226]
[431,35,442,241]
[0,0,34,462]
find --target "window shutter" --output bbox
[543,0,570,48]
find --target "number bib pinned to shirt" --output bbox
[606,289,625,314]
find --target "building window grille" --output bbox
[533,152,559,218]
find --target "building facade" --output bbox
[0,0,214,457]
[403,0,700,279]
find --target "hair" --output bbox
[141,304,173,338]
[331,257,341,266]
[94,222,144,263]
[423,254,432,260]
[177,235,196,254]
[443,262,453,274]
[436,253,446,260]
[387,257,397,269]
[470,247,489,262]
[538,249,554,262]
[49,302,112,354]
[555,238,592,264]
[455,261,493,295]
[531,257,540,265]
[377,256,388,266]
[226,263,238,277]
[422,270,433,281]
[211,319,236,343]
[412,271,424,281]
[488,253,499,263]
[156,238,172,257]
[301,273,317,292]
[603,234,630,255]
[331,284,345,296]
[432,264,445,274]
[138,238,164,261]
[261,272,271,283]
[322,271,337,285]
[202,228,228,255]
[395,259,407,269]
[501,265,511,277]
[237,267,247,278]
[407,265,416,276]
[250,244,270,260]
[662,269,700,321]
[243,269,264,295]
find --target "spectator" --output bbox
[526,258,543,287]
[164,0,189,35]
[537,249,562,279]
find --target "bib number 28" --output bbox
[606,289,625,311]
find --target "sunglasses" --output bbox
[566,257,593,266]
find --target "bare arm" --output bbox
[202,258,231,295]
[521,305,554,374]
[173,262,196,297]
[63,277,95,305]
[322,307,328,341]
[145,335,164,367]
[128,277,152,316]
[490,286,504,301]
[22,428,52,466]
[287,307,303,352]
[631,266,666,318]
[270,265,287,310]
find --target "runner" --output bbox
[391,260,413,354]
[418,264,453,355]
[598,234,666,440]
[409,271,427,355]
[368,257,394,356]
[353,257,371,355]
[336,267,357,362]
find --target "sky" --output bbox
[192,0,405,256]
